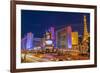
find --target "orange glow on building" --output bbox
[72,32,78,45]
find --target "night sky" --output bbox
[21,10,90,38]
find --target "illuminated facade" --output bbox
[56,27,67,48]
[72,32,78,45]
[45,31,54,49]
[66,26,72,48]
[42,27,56,49]
[82,15,89,43]
[26,32,34,50]
[33,38,42,47]
[49,27,56,47]
[81,15,90,54]
[56,26,72,49]
[21,37,27,49]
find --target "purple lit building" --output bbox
[21,37,27,49]
[49,27,56,47]
[26,32,34,50]
[21,26,72,50]
[66,26,72,48]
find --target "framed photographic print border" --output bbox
[10,1,97,72]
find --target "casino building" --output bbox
[71,32,78,46]
[56,26,74,49]
[43,26,79,49]
[21,26,79,50]
[21,32,34,50]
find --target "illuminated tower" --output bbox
[67,26,72,48]
[21,37,27,49]
[49,27,56,47]
[82,15,89,43]
[26,32,34,50]
[49,27,55,40]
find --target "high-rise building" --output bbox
[49,27,56,47]
[21,32,34,50]
[26,32,34,50]
[56,26,72,49]
[72,32,79,46]
[56,28,67,48]
[44,31,54,49]
[33,38,42,47]
[66,26,72,48]
[21,37,27,49]
[49,27,55,40]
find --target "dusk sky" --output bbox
[21,10,90,38]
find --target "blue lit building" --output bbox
[49,27,56,47]
[21,32,34,50]
[21,37,27,49]
[66,26,72,48]
[26,32,34,50]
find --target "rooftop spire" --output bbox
[82,15,89,43]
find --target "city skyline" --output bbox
[21,10,90,62]
[21,10,90,38]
